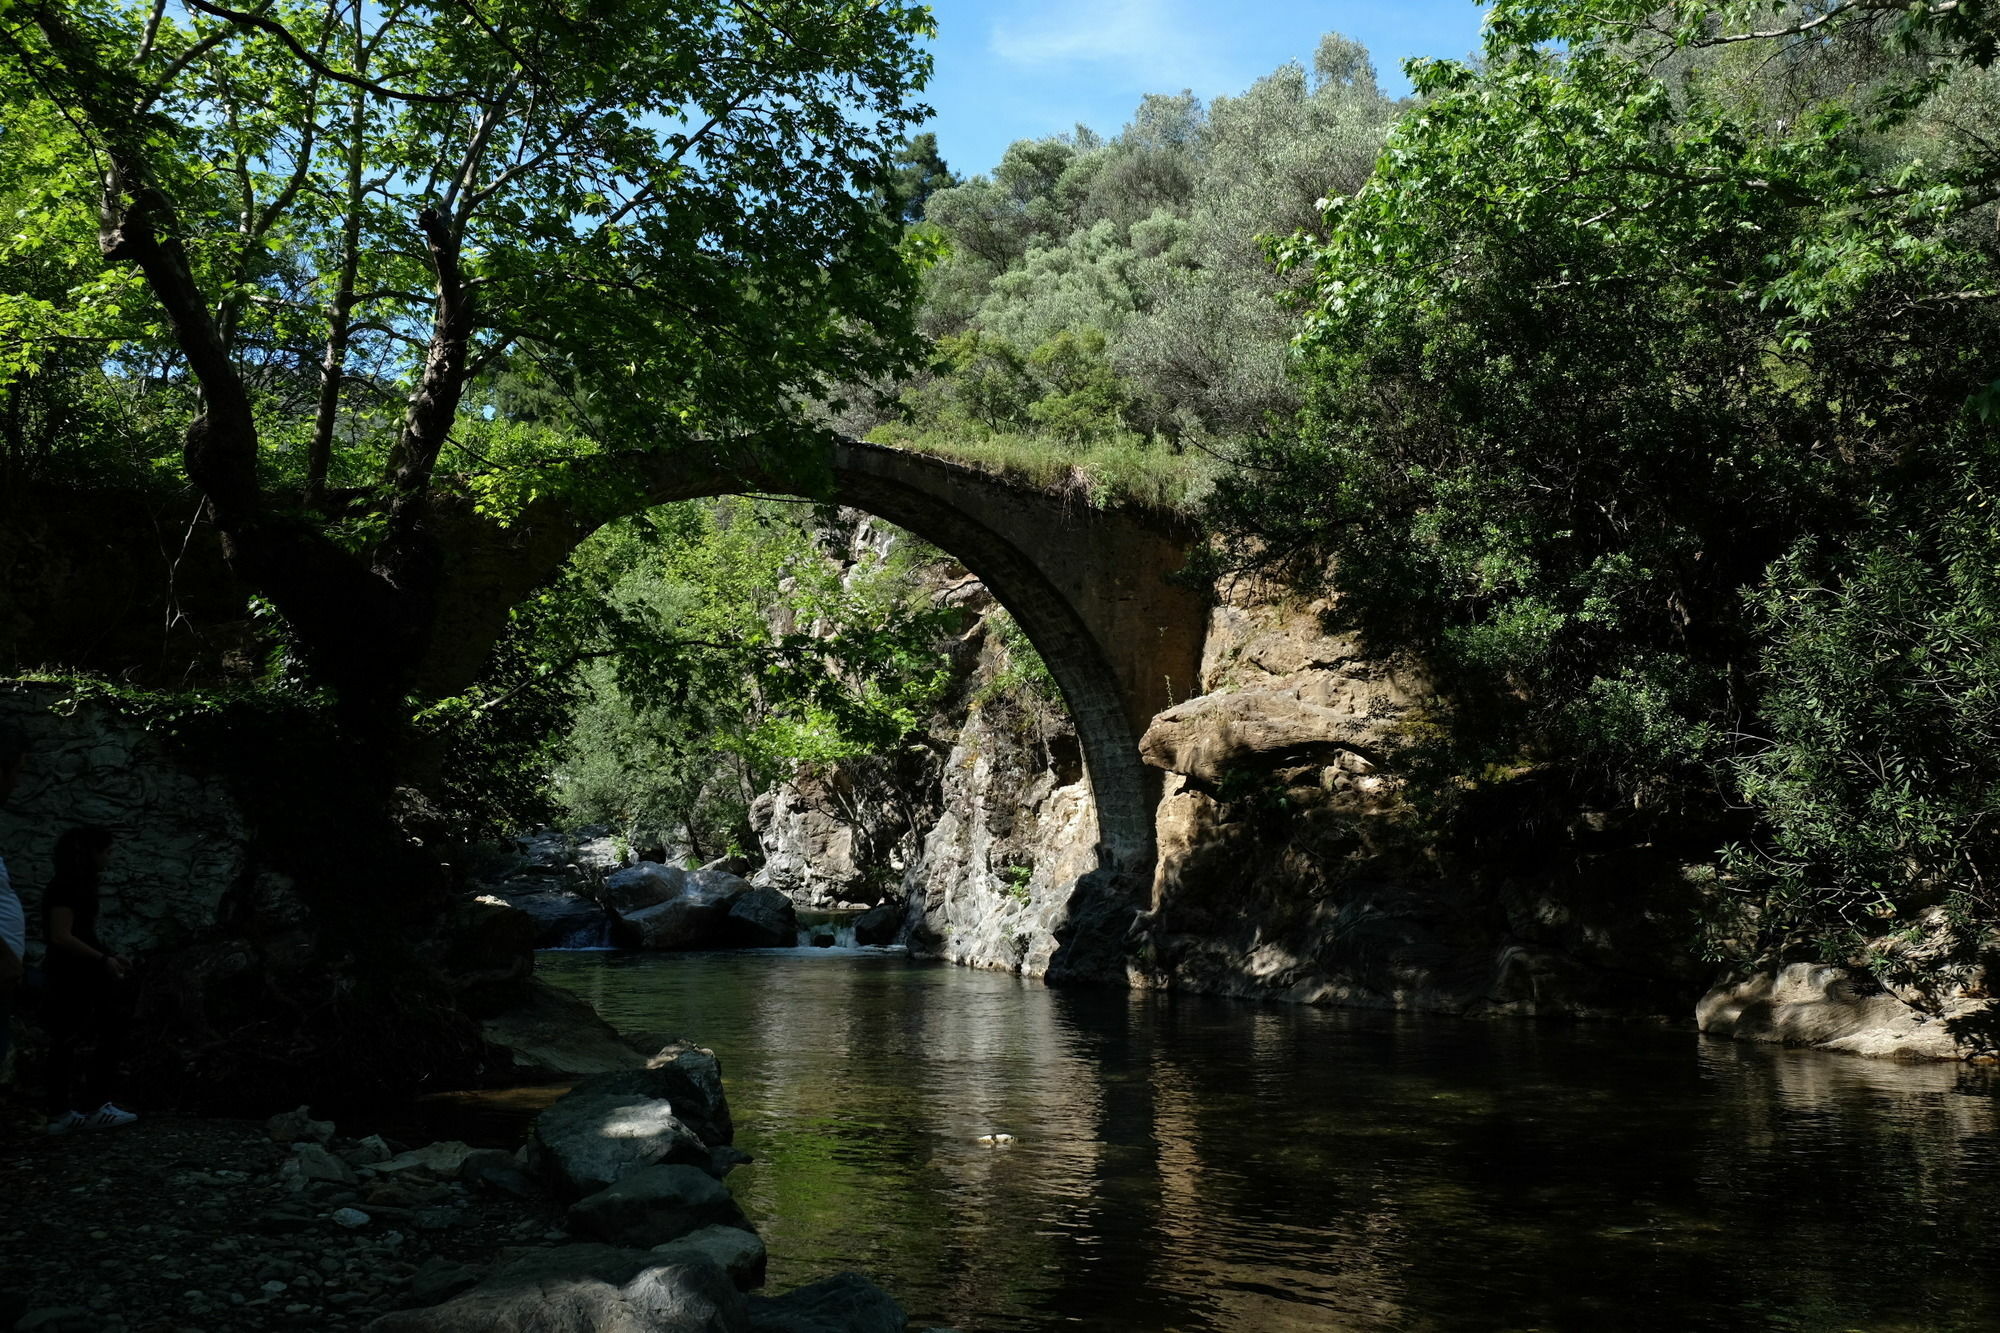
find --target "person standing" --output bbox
[0,727,25,1082]
[42,826,138,1133]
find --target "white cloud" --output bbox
[988,0,1228,86]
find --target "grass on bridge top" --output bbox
[865,423,1223,515]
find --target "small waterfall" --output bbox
[794,911,862,949]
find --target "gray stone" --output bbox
[459,1149,542,1199]
[723,887,798,949]
[367,1244,747,1333]
[605,863,691,914]
[295,1144,359,1186]
[267,1106,336,1145]
[625,897,732,950]
[690,869,754,902]
[532,1093,712,1199]
[568,1043,735,1147]
[483,877,613,948]
[480,979,647,1079]
[746,1273,906,1333]
[330,1209,371,1230]
[652,1225,767,1292]
[567,1164,753,1249]
[342,1135,394,1166]
[407,1259,483,1308]
[373,1141,479,1176]
[851,904,900,947]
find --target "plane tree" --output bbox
[0,0,934,737]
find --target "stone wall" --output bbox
[0,681,251,959]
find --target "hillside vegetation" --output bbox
[853,34,1401,510]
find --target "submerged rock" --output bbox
[746,1272,906,1333]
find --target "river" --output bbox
[534,947,2000,1333]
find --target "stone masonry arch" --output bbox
[424,437,1209,972]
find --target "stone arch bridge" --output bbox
[429,437,1210,899]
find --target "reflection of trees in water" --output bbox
[1686,1041,2000,1329]
[539,953,2000,1332]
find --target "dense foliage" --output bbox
[1224,1,2000,967]
[0,0,934,730]
[431,500,961,854]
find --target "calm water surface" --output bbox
[535,949,2000,1333]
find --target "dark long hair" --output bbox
[50,826,114,888]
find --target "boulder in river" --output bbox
[487,884,611,948]
[746,1272,907,1333]
[567,1163,754,1249]
[625,896,734,950]
[723,887,799,949]
[606,863,692,913]
[532,1093,713,1199]
[368,1243,746,1333]
[576,1043,736,1147]
[652,1225,768,1292]
[441,897,539,988]
[851,903,900,947]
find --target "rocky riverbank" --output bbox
[0,1039,915,1333]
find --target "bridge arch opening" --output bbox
[433,439,1208,978]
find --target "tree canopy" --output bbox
[853,34,1401,507]
[1222,0,2000,967]
[0,0,934,726]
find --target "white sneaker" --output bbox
[80,1103,138,1131]
[45,1110,86,1136]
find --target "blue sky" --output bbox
[919,0,1494,177]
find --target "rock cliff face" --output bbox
[1131,575,1712,1019]
[743,514,1103,974]
[748,542,1713,1007]
[746,537,1997,1059]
